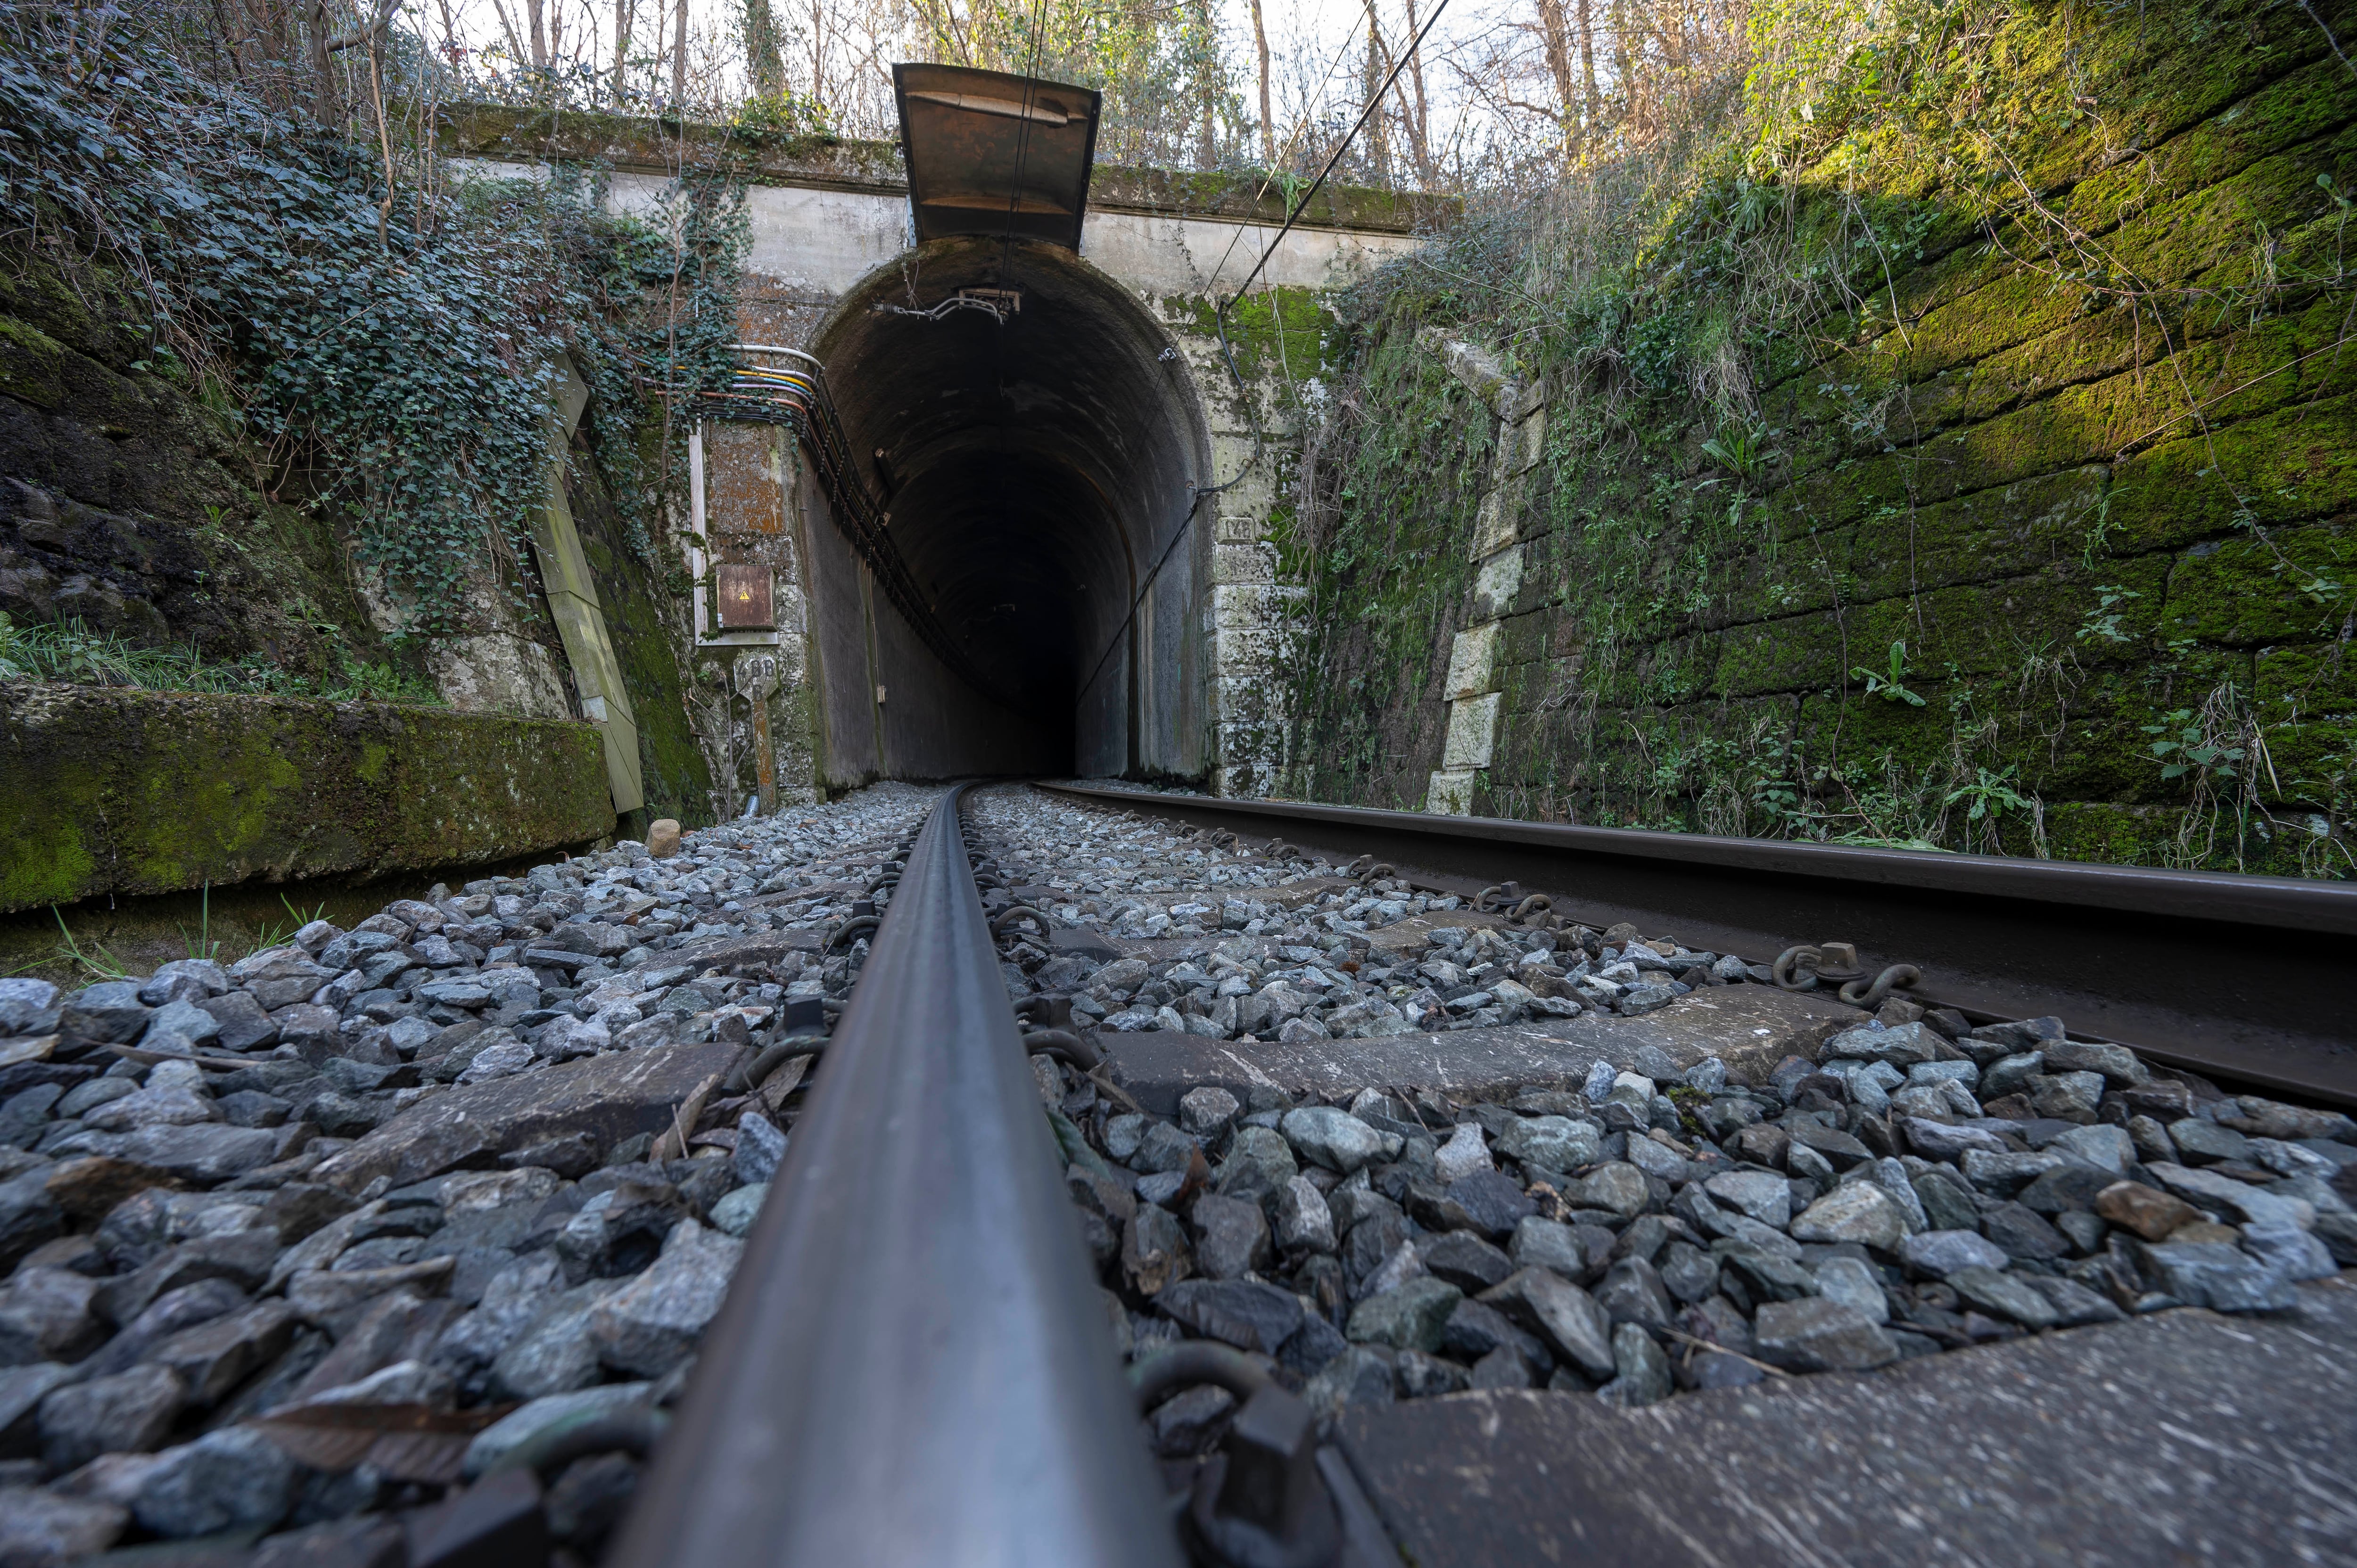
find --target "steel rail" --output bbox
[1037,783,2357,1107]
[608,786,1181,1568]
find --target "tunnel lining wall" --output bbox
[791,460,1055,785]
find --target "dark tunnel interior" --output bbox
[816,236,1210,776]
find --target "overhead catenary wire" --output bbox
[1073,0,1457,707]
[966,0,1059,711]
[995,0,1057,289]
[1202,0,1457,498]
[1196,15,1386,308]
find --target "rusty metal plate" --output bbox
[707,421,789,536]
[893,63,1100,251]
[253,1401,509,1484]
[716,561,774,629]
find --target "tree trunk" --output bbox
[1360,0,1392,187]
[435,0,461,73]
[1575,0,1600,134]
[805,0,824,113]
[526,0,549,69]
[1401,0,1431,183]
[305,0,338,126]
[1247,0,1274,164]
[671,0,688,103]
[1534,0,1575,156]
[1609,0,1634,136]
[613,0,634,108]
[488,0,529,72]
[1192,0,1220,168]
[206,0,246,79]
[743,0,785,99]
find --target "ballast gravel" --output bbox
[0,777,2348,1562]
[962,785,2356,1456]
[0,784,940,1564]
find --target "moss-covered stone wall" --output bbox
[1162,284,1355,794]
[0,683,612,912]
[0,237,712,863]
[1285,0,2357,876]
[1277,320,1493,806]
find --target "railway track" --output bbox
[612,785,1187,1566]
[0,781,2350,1566]
[1036,781,2357,1109]
[612,782,2354,1568]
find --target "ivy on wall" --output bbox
[0,5,746,634]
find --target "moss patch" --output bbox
[560,435,715,828]
[0,683,610,912]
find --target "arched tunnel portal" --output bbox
[806,236,1214,783]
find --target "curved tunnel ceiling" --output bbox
[814,237,1208,755]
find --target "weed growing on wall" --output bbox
[0,611,440,704]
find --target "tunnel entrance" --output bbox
[810,236,1212,780]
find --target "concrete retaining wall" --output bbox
[0,684,612,911]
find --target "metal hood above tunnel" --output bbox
[893,63,1101,252]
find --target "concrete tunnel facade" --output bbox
[802,236,1215,783]
[473,116,1443,806]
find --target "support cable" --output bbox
[1073,0,1456,705]
[1200,0,1455,498]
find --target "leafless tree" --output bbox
[1247,0,1273,162]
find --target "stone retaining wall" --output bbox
[1285,0,2357,874]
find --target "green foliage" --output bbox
[1701,422,1773,482]
[733,90,833,136]
[250,892,331,955]
[908,0,1253,172]
[1945,764,2035,825]
[2143,708,2247,786]
[1285,0,2357,876]
[183,884,220,966]
[1852,640,1927,706]
[2076,586,2142,645]
[0,9,745,632]
[49,908,129,982]
[0,612,442,704]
